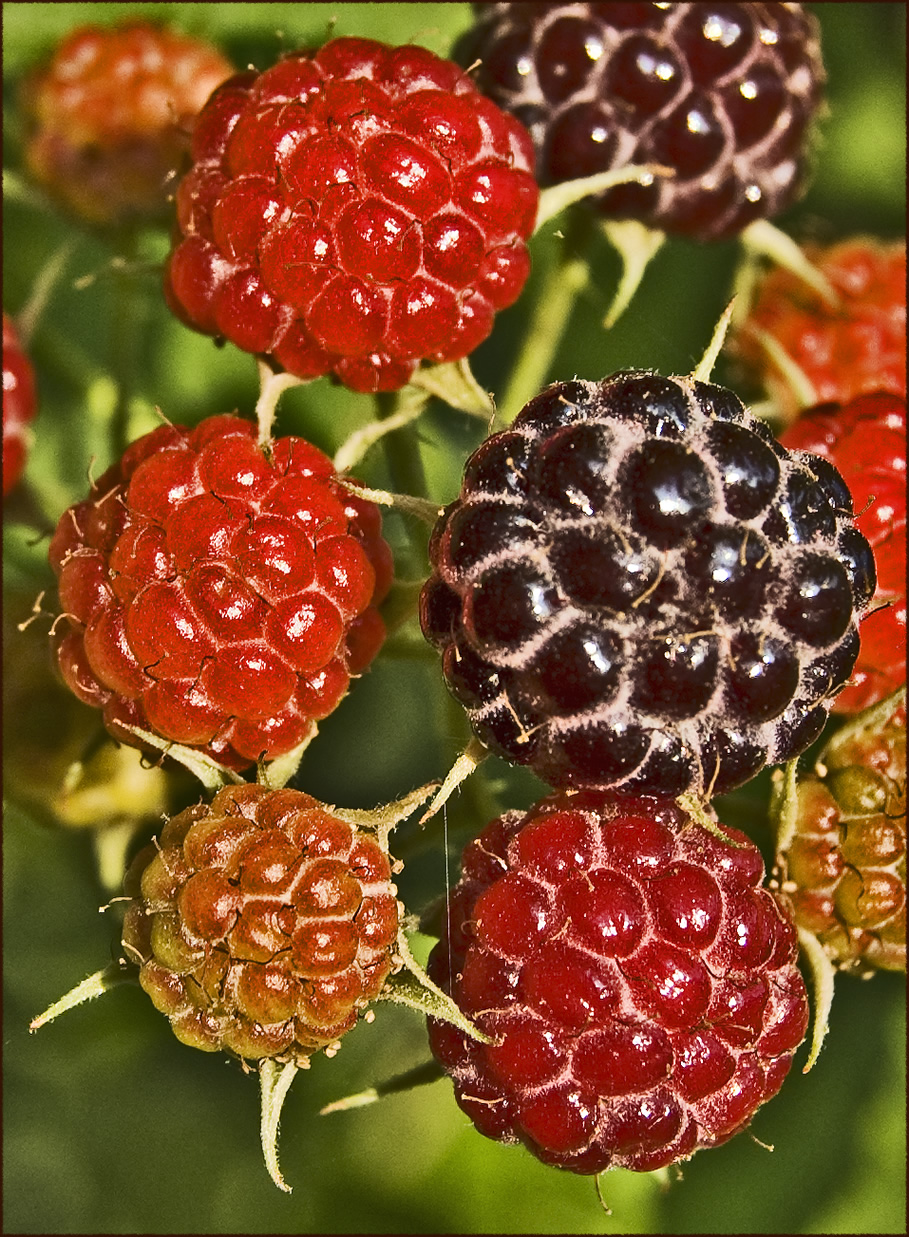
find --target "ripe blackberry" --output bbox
[164,36,538,394]
[732,237,906,417]
[420,373,875,797]
[20,19,233,226]
[779,392,906,713]
[122,783,400,1061]
[48,414,392,771]
[457,2,825,240]
[773,688,906,973]
[3,312,37,495]
[427,791,808,1173]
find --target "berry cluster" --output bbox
[428,792,808,1172]
[457,1,825,239]
[422,372,875,796]
[2,312,37,496]
[122,783,401,1061]
[21,19,233,226]
[165,36,538,393]
[49,414,391,770]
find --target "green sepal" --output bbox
[259,1059,299,1194]
[379,928,493,1044]
[409,357,495,420]
[535,164,674,232]
[255,724,319,790]
[797,926,837,1074]
[30,960,134,1032]
[319,1059,444,1116]
[120,724,246,792]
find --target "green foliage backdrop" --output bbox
[3,4,905,1234]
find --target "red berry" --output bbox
[20,19,233,226]
[164,36,538,393]
[732,237,906,417]
[428,791,807,1173]
[779,392,906,712]
[48,415,393,770]
[457,2,825,240]
[3,313,37,495]
[122,783,400,1060]
[421,374,876,797]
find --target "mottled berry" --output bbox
[780,392,906,713]
[49,414,392,770]
[3,313,37,495]
[421,372,874,796]
[428,791,807,1173]
[773,687,906,973]
[20,20,233,225]
[164,36,538,393]
[731,237,906,417]
[121,783,401,1061]
[458,2,825,239]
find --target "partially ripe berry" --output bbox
[458,2,825,240]
[122,784,401,1061]
[48,414,392,770]
[731,237,906,417]
[3,312,37,495]
[428,791,807,1173]
[164,36,538,393]
[20,19,233,225]
[779,392,906,713]
[421,373,875,797]
[774,688,906,973]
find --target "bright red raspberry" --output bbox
[3,312,37,495]
[20,19,233,225]
[48,414,393,770]
[733,237,906,418]
[164,36,538,393]
[457,2,825,240]
[122,783,401,1061]
[428,792,807,1174]
[780,392,906,712]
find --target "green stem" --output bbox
[497,209,594,425]
[375,390,431,577]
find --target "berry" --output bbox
[732,237,906,417]
[457,2,825,240]
[427,791,807,1173]
[121,783,401,1061]
[773,688,906,973]
[48,414,392,771]
[3,312,37,495]
[164,36,538,394]
[779,392,906,712]
[20,20,233,226]
[421,373,875,797]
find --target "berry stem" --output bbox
[254,360,310,446]
[740,219,841,310]
[333,388,429,474]
[497,209,594,426]
[320,1059,444,1115]
[600,218,666,330]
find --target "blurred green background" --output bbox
[3,4,906,1233]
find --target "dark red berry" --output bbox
[20,20,233,226]
[421,373,874,797]
[3,312,37,495]
[458,2,825,240]
[428,791,807,1173]
[165,36,538,393]
[122,783,401,1060]
[779,392,906,713]
[48,414,392,770]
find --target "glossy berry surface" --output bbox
[48,414,392,770]
[780,392,905,713]
[164,35,538,393]
[421,373,875,797]
[122,783,400,1062]
[428,791,807,1173]
[3,312,37,495]
[457,2,824,240]
[773,688,906,973]
[733,237,906,418]
[20,19,233,226]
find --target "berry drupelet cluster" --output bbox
[165,36,538,393]
[49,414,391,770]
[421,373,876,797]
[428,792,808,1173]
[457,1,825,239]
[122,784,401,1061]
